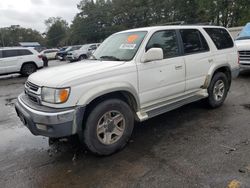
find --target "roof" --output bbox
[118,25,226,34]
[19,42,41,47]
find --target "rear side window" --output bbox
[204,28,234,50]
[2,50,19,58]
[146,30,180,59]
[180,29,209,54]
[19,49,33,56]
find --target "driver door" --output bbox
[137,30,186,107]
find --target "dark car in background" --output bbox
[56,45,82,61]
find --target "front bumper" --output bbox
[239,63,250,71]
[66,55,78,61]
[15,94,85,138]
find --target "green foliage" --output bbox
[70,0,250,44]
[0,25,45,47]
[45,17,69,47]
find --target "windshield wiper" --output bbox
[99,56,122,61]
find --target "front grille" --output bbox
[239,51,250,62]
[27,94,40,104]
[25,81,41,105]
[26,81,39,92]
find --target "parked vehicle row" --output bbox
[66,43,100,62]
[15,25,239,156]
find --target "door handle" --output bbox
[175,65,183,70]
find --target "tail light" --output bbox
[38,55,43,59]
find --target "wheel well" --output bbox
[21,62,38,70]
[213,66,232,87]
[84,91,138,120]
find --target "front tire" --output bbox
[20,63,37,77]
[206,72,229,108]
[83,99,134,156]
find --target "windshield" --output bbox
[93,31,147,61]
[236,23,250,40]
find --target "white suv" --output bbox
[66,43,100,62]
[0,47,44,76]
[15,26,239,155]
[235,23,250,71]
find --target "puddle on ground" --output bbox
[5,97,17,106]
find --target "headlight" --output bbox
[41,87,70,104]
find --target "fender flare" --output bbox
[77,82,140,110]
[203,63,232,89]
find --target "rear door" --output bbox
[2,49,21,73]
[179,29,212,92]
[0,50,5,74]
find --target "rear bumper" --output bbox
[15,94,85,138]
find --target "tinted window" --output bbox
[19,49,33,56]
[0,51,2,58]
[2,50,19,58]
[180,29,209,54]
[146,30,180,58]
[204,28,234,49]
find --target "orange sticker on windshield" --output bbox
[127,35,138,43]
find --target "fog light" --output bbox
[36,124,47,131]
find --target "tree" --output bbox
[45,17,69,47]
[0,25,45,47]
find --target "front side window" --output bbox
[180,29,209,54]
[146,30,180,59]
[94,31,147,61]
[204,28,234,50]
[2,50,19,58]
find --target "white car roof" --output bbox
[118,25,226,34]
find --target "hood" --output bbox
[235,39,250,51]
[28,60,125,87]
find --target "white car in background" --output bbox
[0,47,44,76]
[40,49,59,60]
[66,43,100,62]
[235,23,250,71]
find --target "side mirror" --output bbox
[142,48,163,63]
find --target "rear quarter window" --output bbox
[204,28,234,50]
[19,49,33,56]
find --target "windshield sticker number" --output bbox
[120,44,136,50]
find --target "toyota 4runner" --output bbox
[15,26,239,155]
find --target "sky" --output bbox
[0,0,80,33]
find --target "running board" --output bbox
[137,92,208,122]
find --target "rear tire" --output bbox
[20,63,37,77]
[206,72,229,108]
[83,99,134,156]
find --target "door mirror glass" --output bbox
[142,48,163,63]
